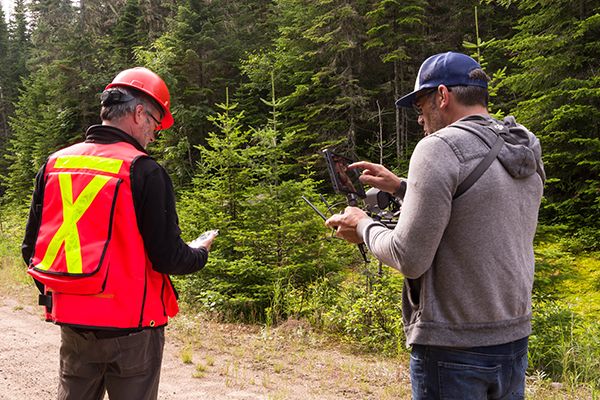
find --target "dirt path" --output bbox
[0,298,411,399]
[0,299,266,399]
[0,299,58,399]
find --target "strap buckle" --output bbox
[38,292,53,312]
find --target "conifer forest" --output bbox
[1,0,599,392]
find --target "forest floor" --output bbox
[0,288,412,400]
[0,292,590,400]
[0,250,594,399]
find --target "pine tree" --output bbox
[136,0,276,187]
[111,0,145,69]
[176,91,353,321]
[365,0,427,164]
[4,0,29,108]
[0,6,10,139]
[499,0,600,242]
[239,0,378,185]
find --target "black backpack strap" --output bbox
[454,135,504,199]
[33,276,44,294]
[32,276,53,312]
[450,121,505,200]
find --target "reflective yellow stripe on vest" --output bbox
[54,155,123,174]
[37,154,123,273]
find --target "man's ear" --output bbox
[438,85,451,109]
[132,104,144,124]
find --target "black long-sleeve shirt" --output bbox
[22,125,207,275]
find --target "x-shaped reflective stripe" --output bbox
[37,173,112,274]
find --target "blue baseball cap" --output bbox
[395,52,488,108]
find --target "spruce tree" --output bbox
[1,0,31,200]
[0,7,10,197]
[239,0,376,182]
[176,91,353,321]
[136,0,276,187]
[365,0,427,164]
[499,0,600,243]
[4,0,29,109]
[4,0,93,202]
[111,0,145,69]
[28,0,78,67]
[0,6,9,138]
[4,65,83,203]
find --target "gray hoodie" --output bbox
[357,114,545,347]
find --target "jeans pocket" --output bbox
[503,350,527,399]
[438,361,501,400]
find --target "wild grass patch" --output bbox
[0,207,34,302]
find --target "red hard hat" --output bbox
[105,67,174,130]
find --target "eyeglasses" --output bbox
[145,110,162,132]
[412,89,437,116]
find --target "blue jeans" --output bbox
[410,337,528,400]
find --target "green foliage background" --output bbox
[1,0,599,391]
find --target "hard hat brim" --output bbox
[160,112,174,130]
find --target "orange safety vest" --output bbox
[28,141,179,329]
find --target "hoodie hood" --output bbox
[458,115,545,181]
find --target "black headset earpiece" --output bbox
[100,88,135,106]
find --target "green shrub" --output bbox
[536,223,600,253]
[311,266,406,356]
[0,204,31,292]
[560,227,600,253]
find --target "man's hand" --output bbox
[349,161,402,194]
[189,230,219,251]
[325,206,369,244]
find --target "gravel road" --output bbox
[0,299,264,400]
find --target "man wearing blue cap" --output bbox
[326,52,545,399]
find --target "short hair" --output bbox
[449,68,491,107]
[100,87,162,122]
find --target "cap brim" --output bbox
[395,91,418,108]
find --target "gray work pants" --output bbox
[57,325,165,400]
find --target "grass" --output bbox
[527,371,597,399]
[168,307,598,399]
[179,345,193,364]
[0,208,37,304]
[165,225,600,398]
[193,362,208,378]
[530,226,600,395]
[560,253,600,318]
[168,310,412,399]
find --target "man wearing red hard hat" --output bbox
[22,67,216,399]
